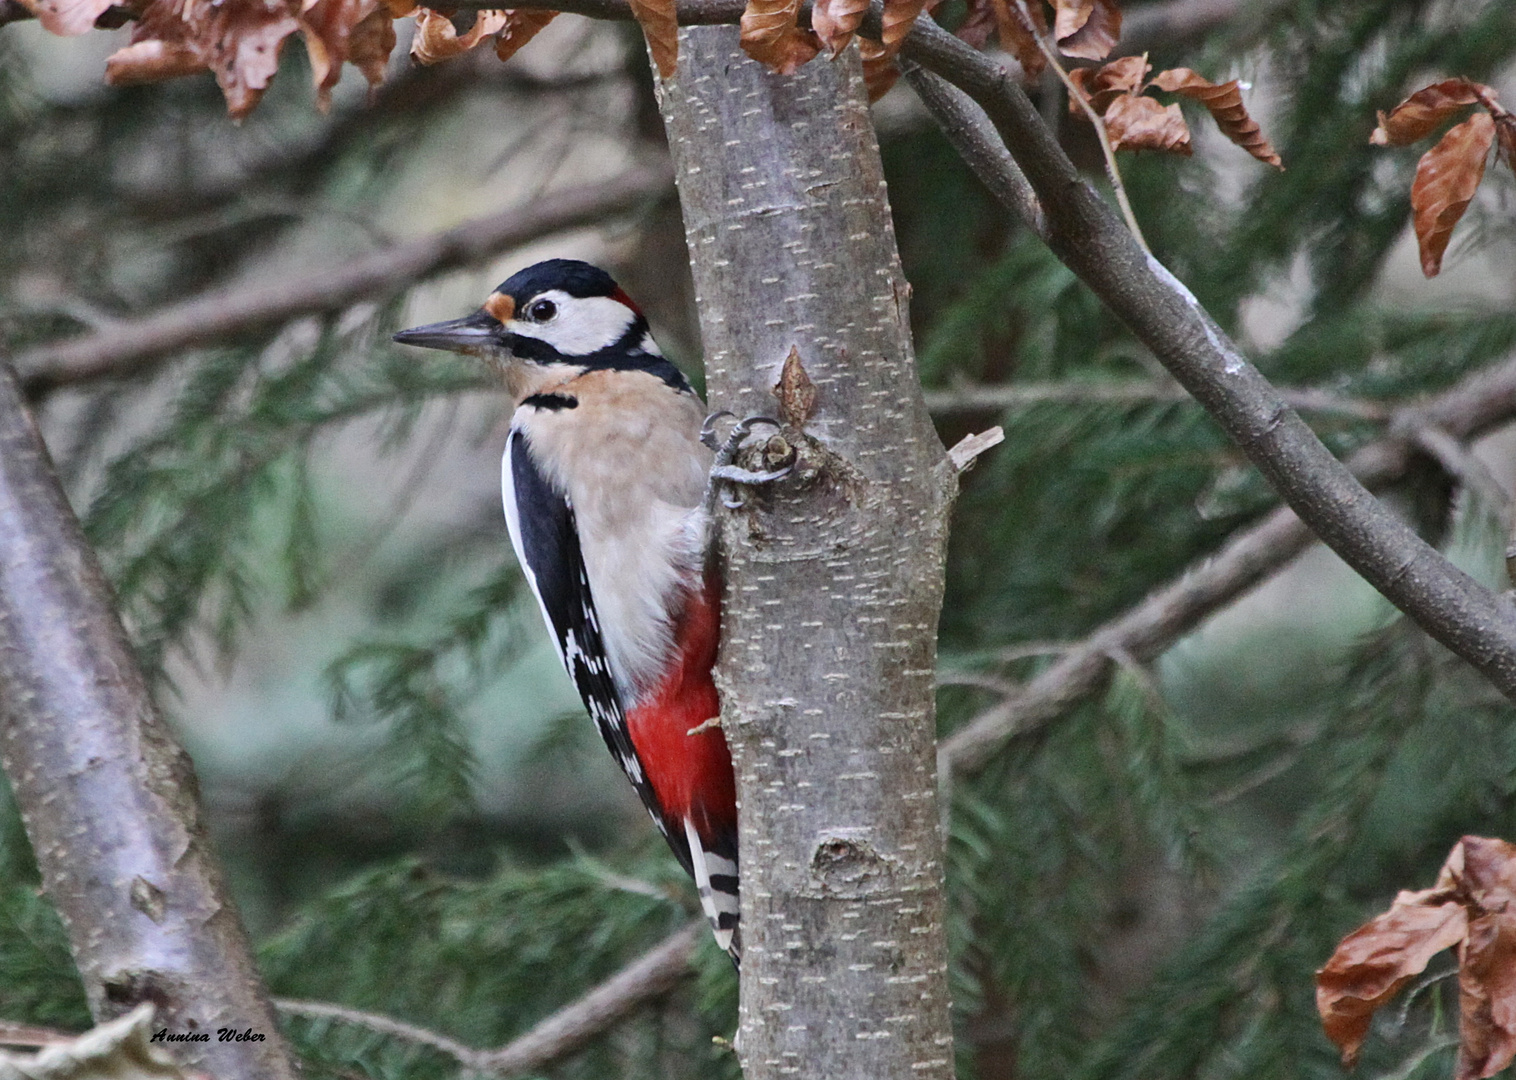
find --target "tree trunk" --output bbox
[0,361,300,1080]
[657,30,957,1079]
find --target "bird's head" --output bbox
[394,258,682,399]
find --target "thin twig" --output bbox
[0,1021,77,1049]
[274,923,702,1079]
[274,1000,484,1064]
[924,379,1392,420]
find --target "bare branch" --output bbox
[900,62,1046,239]
[924,379,1392,420]
[0,1021,76,1049]
[0,362,299,1080]
[941,353,1516,777]
[274,923,702,1078]
[15,165,673,396]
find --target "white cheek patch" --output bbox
[509,291,638,356]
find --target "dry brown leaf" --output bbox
[299,0,380,107]
[1151,67,1282,168]
[1051,0,1119,60]
[1317,837,1516,1077]
[1453,837,1516,1080]
[1493,113,1516,175]
[867,37,897,101]
[1411,110,1493,277]
[811,0,867,56]
[104,40,205,84]
[1372,78,1490,147]
[987,0,1044,80]
[347,5,397,84]
[203,0,302,117]
[16,0,118,36]
[1103,92,1190,155]
[739,0,818,75]
[1067,55,1148,117]
[631,0,679,78]
[953,0,996,49]
[105,0,301,118]
[494,8,557,62]
[878,0,927,56]
[1316,887,1468,1068]
[411,7,508,64]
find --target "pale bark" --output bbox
[657,29,956,1079]
[0,361,300,1080]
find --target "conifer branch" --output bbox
[941,352,1516,777]
[15,165,673,396]
[923,379,1392,420]
[275,923,702,1078]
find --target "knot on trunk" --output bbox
[809,829,897,897]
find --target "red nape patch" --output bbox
[609,286,644,317]
[625,580,735,837]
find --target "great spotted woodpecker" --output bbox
[394,259,741,959]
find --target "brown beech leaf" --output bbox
[299,0,380,107]
[811,0,867,56]
[878,0,927,57]
[987,0,1044,80]
[1103,92,1190,156]
[1411,110,1493,277]
[1067,55,1148,117]
[1051,0,1119,61]
[104,40,205,84]
[739,0,819,75]
[494,8,557,62]
[1493,114,1516,175]
[347,5,397,84]
[1150,67,1282,168]
[953,0,995,49]
[1316,887,1469,1068]
[1372,78,1490,147]
[859,37,900,101]
[631,0,679,78]
[17,0,118,36]
[1453,837,1516,1080]
[106,0,301,118]
[411,7,508,64]
[1317,836,1516,1078]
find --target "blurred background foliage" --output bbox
[2,0,1516,1076]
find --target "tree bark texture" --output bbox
[657,30,956,1079]
[0,361,300,1080]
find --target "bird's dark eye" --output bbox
[527,298,557,322]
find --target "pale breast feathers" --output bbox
[502,369,711,704]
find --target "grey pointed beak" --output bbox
[392,310,501,353]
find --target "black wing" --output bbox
[503,426,693,870]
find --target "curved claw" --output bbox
[711,463,794,486]
[701,410,735,451]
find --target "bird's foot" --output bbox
[702,413,797,509]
